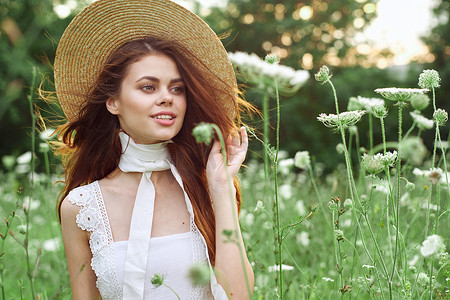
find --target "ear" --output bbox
[106,97,120,115]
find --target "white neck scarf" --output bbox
[118,132,172,299]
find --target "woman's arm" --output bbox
[206,127,255,299]
[60,198,101,300]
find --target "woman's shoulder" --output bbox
[65,181,99,207]
[61,181,102,233]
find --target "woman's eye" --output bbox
[141,85,155,92]
[171,86,185,94]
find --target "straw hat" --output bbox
[54,0,237,122]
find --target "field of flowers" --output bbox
[0,58,449,299]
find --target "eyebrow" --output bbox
[136,76,184,84]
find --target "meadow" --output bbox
[0,61,449,300]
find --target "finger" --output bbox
[241,126,248,150]
[232,130,240,147]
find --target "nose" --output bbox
[156,89,173,106]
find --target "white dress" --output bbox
[68,179,227,299]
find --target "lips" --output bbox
[151,111,176,120]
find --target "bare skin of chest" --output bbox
[98,169,190,242]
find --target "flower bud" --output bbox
[433,108,448,126]
[315,66,332,83]
[405,181,415,192]
[188,263,211,286]
[39,142,50,153]
[192,122,214,145]
[264,54,280,64]
[410,94,430,111]
[361,154,384,174]
[334,229,344,241]
[418,69,441,90]
[371,105,388,119]
[151,273,164,287]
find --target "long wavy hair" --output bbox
[56,37,252,264]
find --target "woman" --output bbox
[54,0,254,299]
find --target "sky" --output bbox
[362,0,437,65]
[176,0,438,67]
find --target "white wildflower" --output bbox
[361,154,384,174]
[39,128,56,140]
[348,96,384,113]
[279,184,292,200]
[374,88,429,102]
[408,254,419,266]
[268,264,294,272]
[254,200,264,212]
[344,198,353,209]
[362,151,397,174]
[399,137,427,166]
[418,69,441,90]
[17,151,32,165]
[228,51,309,93]
[336,143,345,154]
[15,164,30,174]
[244,213,255,226]
[43,238,61,252]
[373,184,389,195]
[296,200,306,215]
[417,272,430,287]
[341,219,352,228]
[413,167,449,185]
[278,158,294,175]
[321,277,334,282]
[296,231,310,247]
[277,150,289,160]
[437,141,448,150]
[420,202,438,211]
[420,234,446,258]
[362,264,375,269]
[410,111,434,130]
[294,151,310,169]
[317,110,366,130]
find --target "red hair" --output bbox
[56,37,252,264]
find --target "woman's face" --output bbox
[106,53,187,144]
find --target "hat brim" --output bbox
[54,0,237,122]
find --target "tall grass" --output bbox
[0,63,448,299]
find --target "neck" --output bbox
[118,132,172,174]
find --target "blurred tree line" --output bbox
[0,0,448,172]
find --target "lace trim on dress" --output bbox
[68,182,122,300]
[190,216,213,299]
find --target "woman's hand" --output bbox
[206,126,248,195]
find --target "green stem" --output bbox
[369,114,373,151]
[162,283,181,300]
[262,91,270,193]
[403,121,416,141]
[211,124,252,298]
[331,211,342,289]
[26,66,37,300]
[390,103,403,287]
[436,123,450,199]
[380,117,387,155]
[308,164,329,224]
[44,151,50,181]
[273,80,283,299]
[327,79,392,298]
